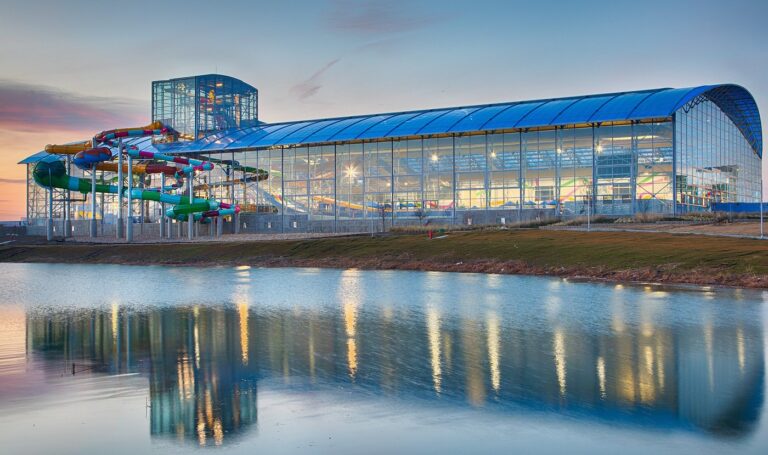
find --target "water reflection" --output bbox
[17,289,764,447]
[0,264,765,452]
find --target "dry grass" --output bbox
[2,229,768,287]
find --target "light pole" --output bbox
[760,172,764,240]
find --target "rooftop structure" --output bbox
[152,74,259,141]
[162,84,761,156]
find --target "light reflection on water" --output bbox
[0,263,766,454]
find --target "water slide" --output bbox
[37,122,239,223]
[44,128,177,177]
[192,158,268,191]
[33,160,236,221]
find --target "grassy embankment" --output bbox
[1,229,767,287]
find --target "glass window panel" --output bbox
[515,98,580,128]
[552,95,615,125]
[488,132,521,210]
[452,104,515,133]
[455,134,487,212]
[305,116,368,143]
[423,137,453,216]
[572,127,594,214]
[364,140,392,179]
[336,143,365,219]
[393,139,423,176]
[522,130,557,208]
[330,115,395,142]
[419,108,479,135]
[202,127,262,150]
[483,102,545,131]
[455,189,486,210]
[241,148,280,214]
[455,135,487,173]
[674,96,758,214]
[357,112,422,140]
[393,139,423,218]
[631,87,702,120]
[228,124,291,149]
[278,119,344,146]
[591,92,656,123]
[250,122,315,147]
[386,109,453,137]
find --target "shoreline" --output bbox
[2,229,767,288]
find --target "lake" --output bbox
[0,263,766,454]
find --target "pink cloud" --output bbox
[0,80,146,133]
[0,178,25,184]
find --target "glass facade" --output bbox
[152,75,258,141]
[174,110,759,233]
[24,115,760,233]
[675,98,761,211]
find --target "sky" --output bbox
[1,0,767,220]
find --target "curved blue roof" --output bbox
[159,84,762,157]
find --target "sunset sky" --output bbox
[1,0,767,220]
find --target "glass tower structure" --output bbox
[151,74,258,141]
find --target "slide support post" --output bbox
[159,172,166,240]
[126,153,134,243]
[46,185,53,241]
[116,139,124,239]
[187,171,194,240]
[64,155,72,237]
[89,164,97,238]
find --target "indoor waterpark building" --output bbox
[20,74,762,236]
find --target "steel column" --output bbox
[117,139,124,239]
[126,153,133,242]
[89,164,97,237]
[64,155,72,237]
[46,182,53,241]
[187,171,194,240]
[159,172,166,239]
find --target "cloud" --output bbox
[326,0,438,35]
[290,58,341,101]
[0,80,146,133]
[0,178,25,184]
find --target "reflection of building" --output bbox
[25,299,765,445]
[147,307,258,446]
[25,306,259,447]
